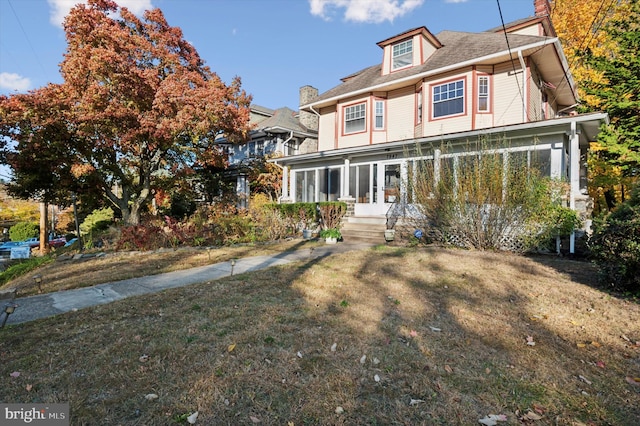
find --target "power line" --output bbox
[495,0,528,121]
[548,0,618,108]
[6,0,47,78]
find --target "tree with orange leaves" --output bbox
[0,0,251,225]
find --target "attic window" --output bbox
[392,39,412,70]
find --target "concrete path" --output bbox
[2,242,374,326]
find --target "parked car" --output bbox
[19,237,40,248]
[64,238,78,248]
[0,241,21,257]
[48,237,67,248]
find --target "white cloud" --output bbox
[309,0,424,23]
[445,0,468,3]
[47,0,154,28]
[0,72,31,92]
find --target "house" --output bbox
[217,90,318,207]
[272,0,607,252]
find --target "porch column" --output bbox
[339,158,355,217]
[280,165,291,203]
[569,120,580,254]
[342,158,351,198]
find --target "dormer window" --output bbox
[392,39,412,70]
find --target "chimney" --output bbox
[534,0,551,17]
[299,85,319,132]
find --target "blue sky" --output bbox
[1,0,536,111]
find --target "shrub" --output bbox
[80,207,114,235]
[318,202,346,230]
[116,223,167,251]
[589,185,640,293]
[265,202,318,235]
[9,221,38,242]
[407,141,578,252]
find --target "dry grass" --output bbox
[2,240,318,297]
[1,246,639,425]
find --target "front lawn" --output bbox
[1,246,638,425]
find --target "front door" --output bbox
[354,161,403,216]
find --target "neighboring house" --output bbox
[218,89,318,207]
[273,0,608,252]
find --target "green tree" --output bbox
[567,0,640,211]
[9,221,38,242]
[585,0,640,164]
[0,0,251,225]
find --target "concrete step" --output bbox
[346,215,387,225]
[341,218,387,244]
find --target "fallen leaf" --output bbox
[621,334,631,342]
[145,393,159,401]
[532,403,546,414]
[374,374,381,382]
[577,343,587,348]
[522,411,543,421]
[335,406,344,414]
[444,365,453,373]
[330,343,337,352]
[360,355,367,364]
[25,384,33,391]
[187,411,198,424]
[596,361,606,369]
[249,415,260,423]
[227,344,236,353]
[297,351,303,358]
[526,336,536,346]
[10,371,20,378]
[410,330,418,337]
[590,341,601,348]
[429,326,442,332]
[478,414,507,425]
[579,375,592,385]
[139,354,149,363]
[409,399,425,406]
[485,367,491,374]
[626,376,640,386]
[373,357,380,365]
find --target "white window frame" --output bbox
[478,76,489,112]
[392,39,413,70]
[432,79,465,118]
[344,102,366,134]
[374,100,385,130]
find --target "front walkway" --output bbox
[3,242,374,326]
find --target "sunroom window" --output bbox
[433,80,464,118]
[392,39,412,70]
[344,103,366,134]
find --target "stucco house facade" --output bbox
[272,0,607,250]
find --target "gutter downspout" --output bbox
[518,49,527,123]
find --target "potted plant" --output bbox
[298,205,316,240]
[384,228,395,242]
[319,228,341,244]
